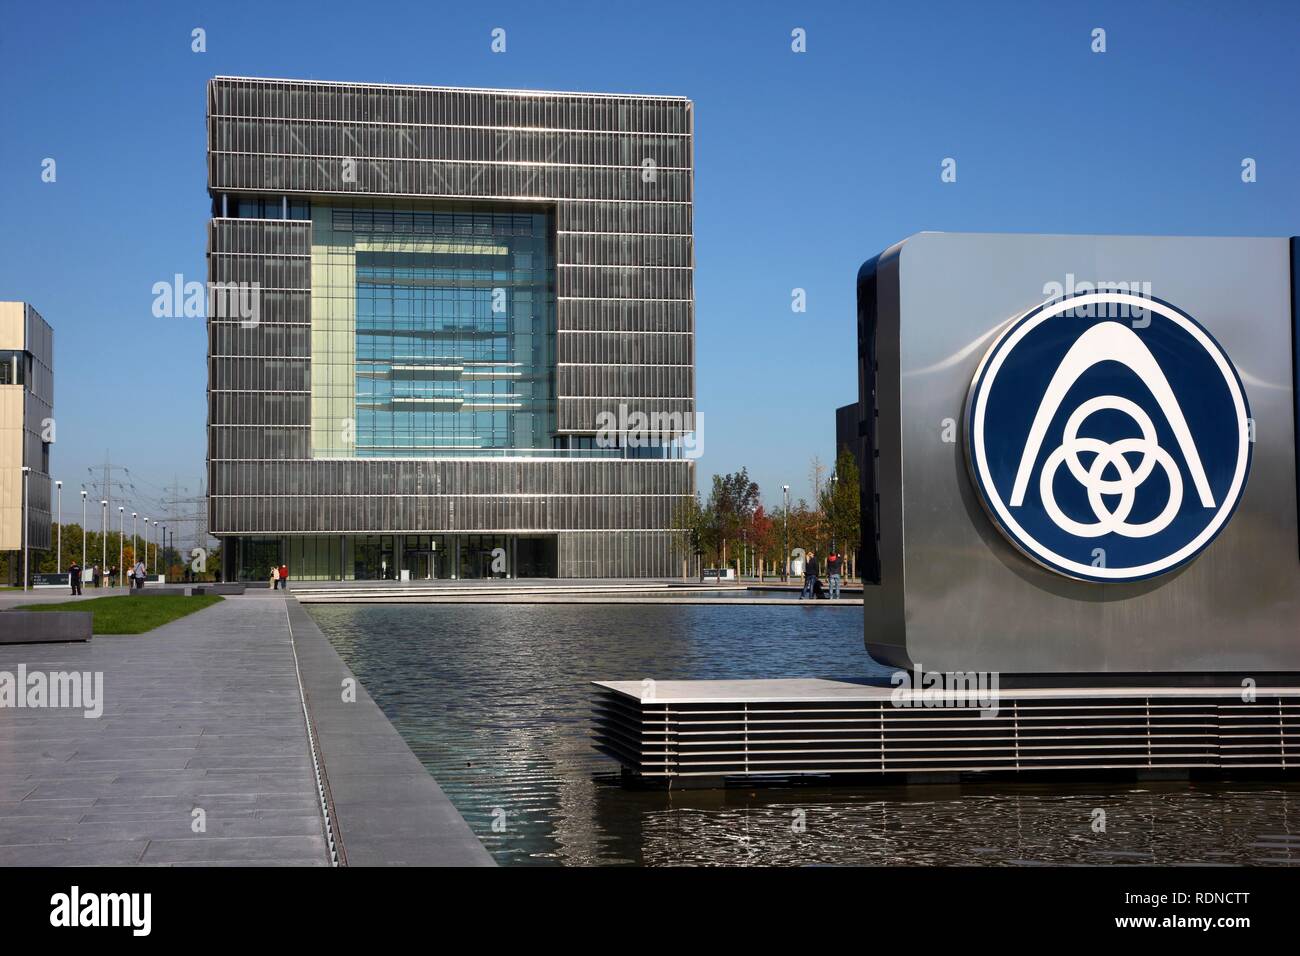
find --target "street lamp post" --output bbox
[132,513,137,582]
[143,518,149,574]
[118,507,124,587]
[100,500,107,587]
[20,466,30,591]
[160,525,166,581]
[782,484,790,582]
[80,488,87,573]
[55,480,62,573]
[828,472,837,554]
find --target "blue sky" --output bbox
[1,0,1297,517]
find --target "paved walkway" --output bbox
[0,588,134,609]
[0,590,491,866]
[0,590,328,865]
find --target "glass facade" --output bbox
[220,194,310,220]
[311,203,555,458]
[0,350,29,386]
[234,533,557,581]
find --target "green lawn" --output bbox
[15,594,224,634]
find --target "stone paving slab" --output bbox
[1,588,494,866]
[139,834,328,865]
[0,591,331,866]
[0,840,151,866]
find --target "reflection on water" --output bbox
[308,603,1300,866]
[618,784,1300,866]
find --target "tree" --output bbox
[762,504,788,577]
[707,469,760,572]
[786,497,820,563]
[750,505,778,580]
[821,445,862,578]
[808,456,827,508]
[670,493,708,579]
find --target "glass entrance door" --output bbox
[403,550,441,580]
[400,535,451,580]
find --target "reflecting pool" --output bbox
[308,603,1300,866]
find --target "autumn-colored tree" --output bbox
[785,497,820,567]
[749,505,779,580]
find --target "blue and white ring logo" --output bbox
[965,291,1251,582]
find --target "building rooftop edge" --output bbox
[210,75,692,104]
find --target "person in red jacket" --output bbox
[278,563,289,590]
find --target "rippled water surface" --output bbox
[309,603,1300,866]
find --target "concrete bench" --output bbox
[1,611,93,644]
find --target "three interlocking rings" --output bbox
[1038,396,1183,538]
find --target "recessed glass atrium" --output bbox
[311,203,556,458]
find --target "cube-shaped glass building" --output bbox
[206,77,696,581]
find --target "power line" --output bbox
[83,450,133,539]
[58,453,213,567]
[159,473,210,557]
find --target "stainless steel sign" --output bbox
[856,233,1299,674]
[964,291,1252,582]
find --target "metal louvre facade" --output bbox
[206,77,696,579]
[592,683,1300,780]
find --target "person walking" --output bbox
[826,550,843,600]
[800,550,819,600]
[278,563,289,591]
[69,560,82,596]
[270,565,280,590]
[92,565,100,589]
[133,558,146,590]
